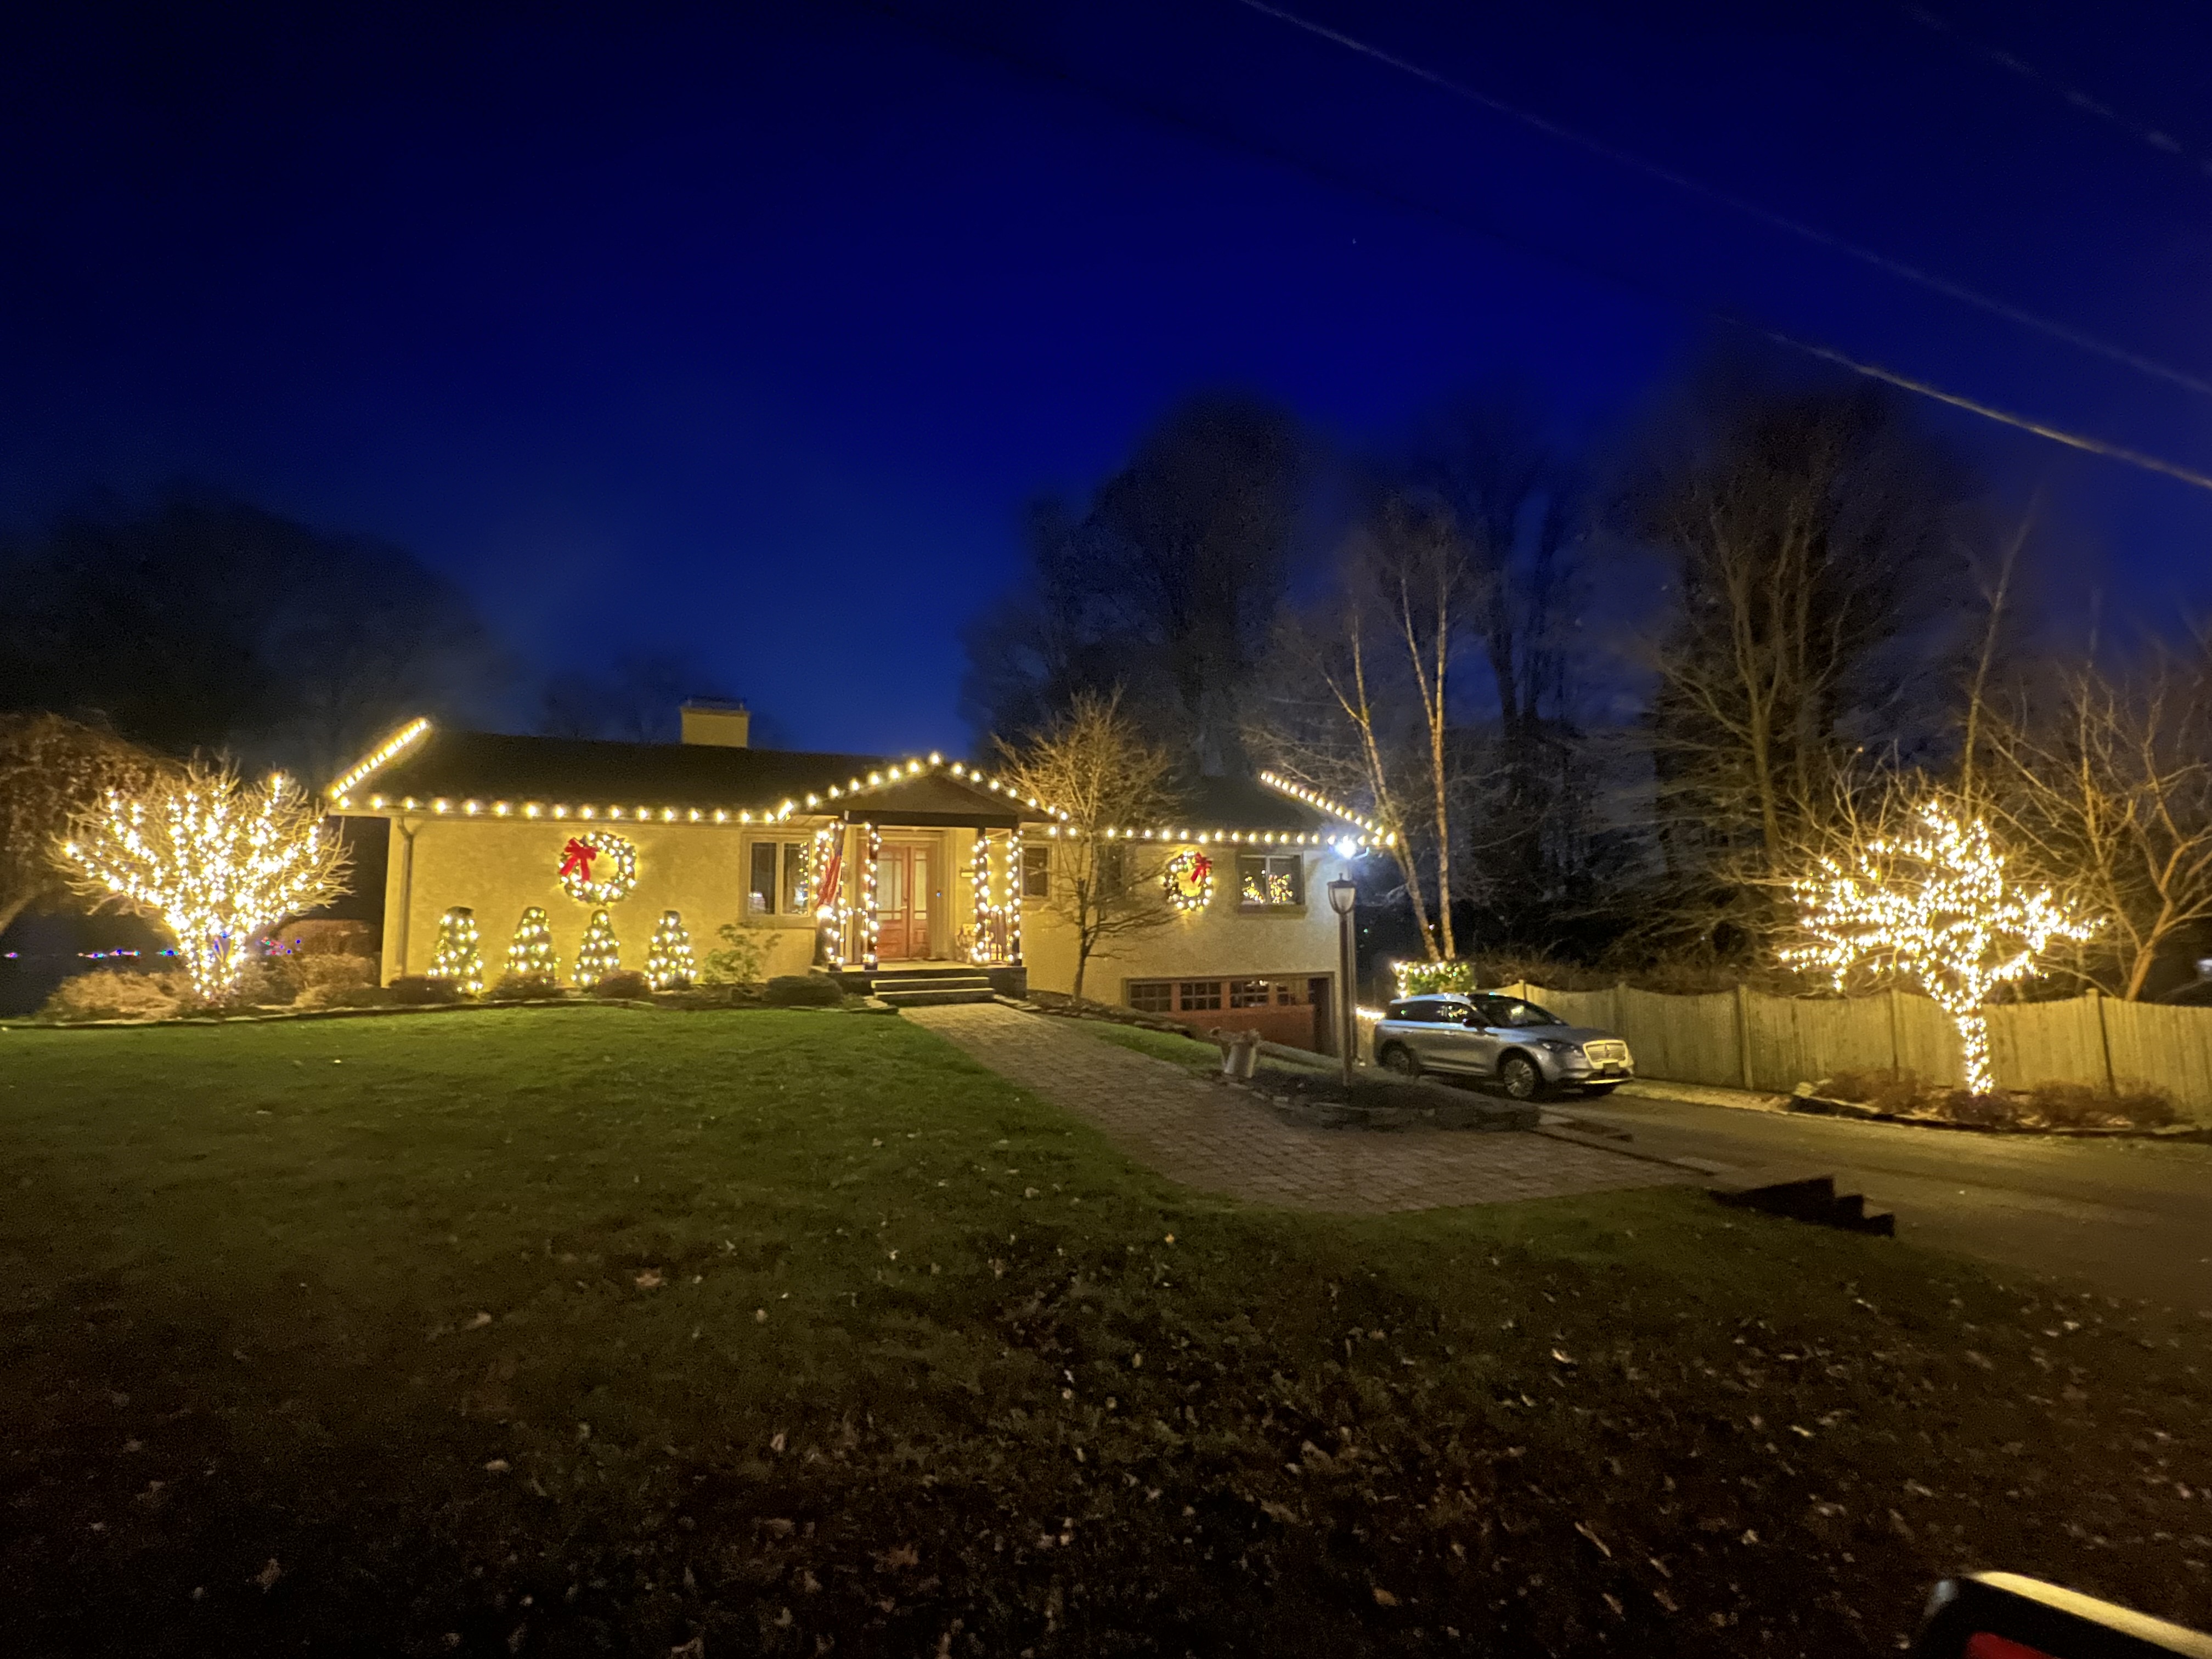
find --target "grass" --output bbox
[4,1007,2212,1656]
[1056,1015,1224,1074]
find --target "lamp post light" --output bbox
[1327,876,1358,1091]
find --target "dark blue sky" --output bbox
[6,1,2210,754]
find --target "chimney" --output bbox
[680,699,751,747]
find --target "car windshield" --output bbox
[1486,998,1562,1028]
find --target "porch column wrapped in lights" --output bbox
[1006,828,1022,966]
[813,826,844,968]
[861,821,882,970]
[970,830,993,964]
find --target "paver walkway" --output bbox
[906,1001,1694,1213]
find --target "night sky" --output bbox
[6,1,2210,755]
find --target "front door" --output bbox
[874,843,933,961]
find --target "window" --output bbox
[1477,997,1561,1029]
[1127,980,1172,1013]
[1229,979,1273,1008]
[1177,980,1223,1012]
[751,841,812,916]
[1237,853,1305,907]
[1022,843,1050,899]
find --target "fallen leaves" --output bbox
[635,1269,663,1290]
[255,1558,282,1593]
[466,1312,493,1330]
[1573,1521,1611,1558]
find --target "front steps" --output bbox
[835,966,1006,1007]
[1709,1171,1895,1236]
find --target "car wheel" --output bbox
[1498,1052,1543,1100]
[1582,1082,1621,1097]
[1380,1043,1420,1078]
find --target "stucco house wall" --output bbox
[380,816,817,984]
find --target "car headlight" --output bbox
[1538,1040,1580,1055]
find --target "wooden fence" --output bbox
[1485,981,2212,1124]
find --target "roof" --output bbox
[324,721,1388,845]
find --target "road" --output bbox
[1549,1083,2212,1312]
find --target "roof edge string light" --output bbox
[327,718,432,806]
[1256,770,1394,842]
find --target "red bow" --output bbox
[559,837,597,881]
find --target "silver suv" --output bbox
[1372,992,1634,1099]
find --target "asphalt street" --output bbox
[1549,1084,2212,1313]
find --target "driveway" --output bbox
[1559,1083,2212,1311]
[905,1002,1692,1213]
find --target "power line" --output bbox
[1902,5,2212,183]
[1237,0,2212,402]
[853,0,2212,496]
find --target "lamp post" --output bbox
[1327,876,1358,1091]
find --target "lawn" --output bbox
[4,1007,2212,1657]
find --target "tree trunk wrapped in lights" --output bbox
[53,761,349,1003]
[1785,796,2096,1095]
[506,906,557,988]
[573,908,620,989]
[427,905,484,996]
[644,909,695,990]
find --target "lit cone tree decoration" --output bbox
[427,906,484,996]
[1784,798,2096,1096]
[573,908,620,989]
[507,906,557,988]
[54,761,348,1003]
[645,910,695,991]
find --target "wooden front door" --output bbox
[874,843,933,961]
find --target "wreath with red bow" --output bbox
[557,831,638,904]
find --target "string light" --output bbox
[1785,799,2097,1096]
[321,736,1074,826]
[862,821,881,969]
[58,763,349,1003]
[573,909,622,989]
[813,827,845,968]
[427,906,484,996]
[1256,771,1396,843]
[506,907,557,988]
[970,831,994,964]
[327,718,431,807]
[645,910,696,990]
[1007,830,1022,966]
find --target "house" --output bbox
[323,702,1389,1049]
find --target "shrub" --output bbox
[297,955,374,995]
[388,975,462,1006]
[1933,1090,2026,1129]
[701,921,772,987]
[487,971,558,1002]
[1394,961,1479,997]
[2025,1080,2178,1130]
[267,919,378,958]
[38,970,187,1023]
[232,957,306,1006]
[762,973,843,1008]
[591,970,652,1001]
[1819,1068,1926,1115]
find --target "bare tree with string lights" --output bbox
[54,761,350,1004]
[1784,793,2096,1097]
